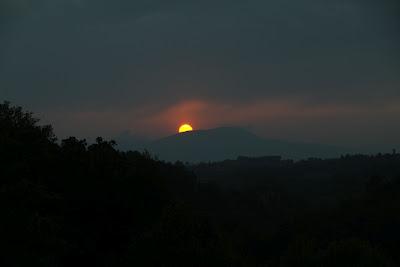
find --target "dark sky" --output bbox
[1,0,399,147]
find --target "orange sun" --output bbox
[178,123,193,133]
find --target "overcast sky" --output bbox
[1,0,399,147]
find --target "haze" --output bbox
[1,0,399,149]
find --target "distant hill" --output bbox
[145,127,348,162]
[114,131,149,151]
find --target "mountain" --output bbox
[145,127,348,162]
[114,131,149,151]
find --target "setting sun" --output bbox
[178,124,193,133]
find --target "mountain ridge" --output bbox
[145,127,347,162]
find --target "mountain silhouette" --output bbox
[145,127,347,162]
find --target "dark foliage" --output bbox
[1,101,399,266]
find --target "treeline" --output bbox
[192,155,400,266]
[1,101,399,266]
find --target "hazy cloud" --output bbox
[1,0,399,146]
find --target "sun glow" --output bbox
[178,124,193,133]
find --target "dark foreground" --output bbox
[1,101,399,266]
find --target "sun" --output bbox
[178,123,193,133]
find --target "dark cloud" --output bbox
[0,0,399,146]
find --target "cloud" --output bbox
[1,0,399,146]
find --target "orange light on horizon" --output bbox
[178,124,193,133]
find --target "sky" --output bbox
[1,0,399,147]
